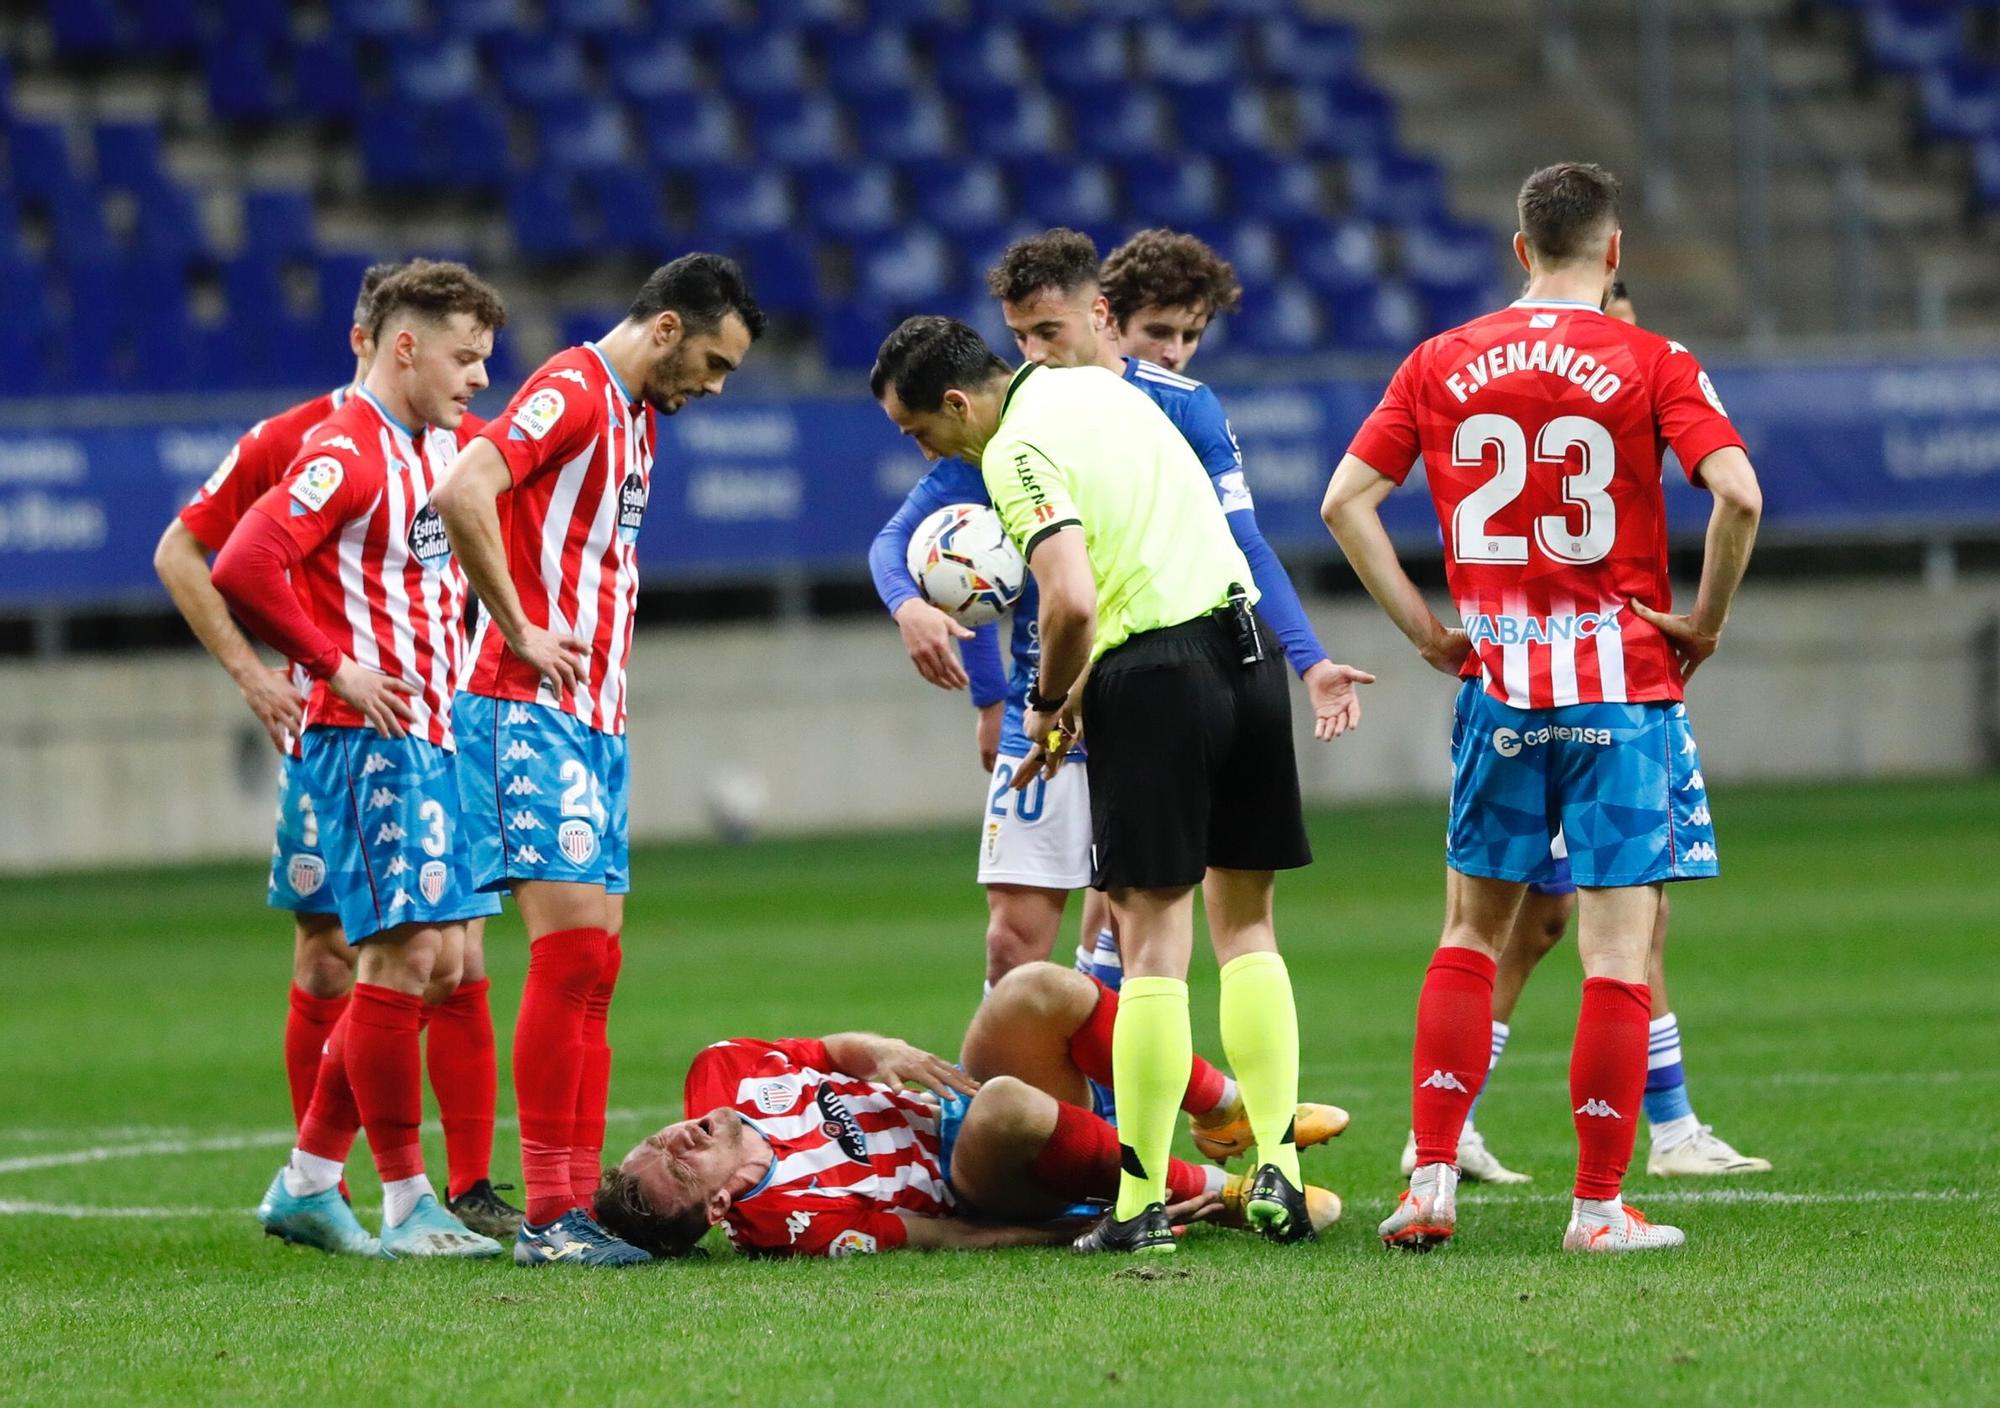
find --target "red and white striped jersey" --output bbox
[182,386,349,760]
[247,389,479,748]
[683,1038,957,1258]
[466,344,653,735]
[1348,299,1744,708]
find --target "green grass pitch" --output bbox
[2,777,1994,1406]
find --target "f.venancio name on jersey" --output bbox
[1443,338,1626,405]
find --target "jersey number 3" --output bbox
[1451,413,1616,567]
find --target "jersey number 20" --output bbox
[1451,413,1616,567]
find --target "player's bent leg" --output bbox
[983,884,1068,988]
[1078,887,1122,991]
[960,962,1098,1107]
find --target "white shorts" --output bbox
[976,754,1094,890]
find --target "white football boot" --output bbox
[1561,1199,1686,1253]
[1378,1162,1458,1251]
[1647,1125,1772,1177]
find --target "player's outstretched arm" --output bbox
[153,517,302,752]
[1322,455,1468,676]
[1630,446,1763,680]
[893,1214,1074,1250]
[821,1032,980,1100]
[431,438,586,694]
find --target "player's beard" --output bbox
[643,343,704,416]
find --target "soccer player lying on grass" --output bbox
[591,963,1350,1257]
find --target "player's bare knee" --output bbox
[292,917,354,996]
[987,960,1086,1021]
[965,1075,1040,1137]
[983,916,1045,978]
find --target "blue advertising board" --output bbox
[1,355,1997,608]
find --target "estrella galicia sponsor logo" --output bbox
[1494,724,1613,756]
[406,504,450,564]
[418,860,448,905]
[617,471,647,544]
[1464,609,1622,649]
[815,1086,869,1163]
[286,854,326,897]
[557,818,597,865]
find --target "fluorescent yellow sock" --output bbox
[1219,951,1302,1186]
[1111,975,1192,1221]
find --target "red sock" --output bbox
[426,978,497,1201]
[1028,1099,1213,1204]
[284,986,348,1130]
[569,934,622,1204]
[515,927,609,1225]
[344,983,428,1184]
[1571,977,1651,1200]
[296,1009,361,1165]
[1411,946,1497,1167]
[1067,976,1230,1114]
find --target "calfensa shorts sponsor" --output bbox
[1492,724,1614,757]
[286,853,326,897]
[557,818,597,864]
[289,457,345,511]
[513,387,565,441]
[827,1229,878,1257]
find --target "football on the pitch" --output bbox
[906,504,1026,626]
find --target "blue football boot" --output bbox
[378,1193,503,1259]
[513,1209,652,1267]
[256,1170,381,1257]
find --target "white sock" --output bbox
[1202,1165,1228,1196]
[983,978,994,997]
[1073,944,1093,973]
[1091,929,1121,973]
[382,1174,434,1229]
[1573,1196,1622,1224]
[1489,1019,1511,1072]
[1207,1075,1240,1117]
[1650,1112,1701,1150]
[282,1148,343,1199]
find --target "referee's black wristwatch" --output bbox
[1026,681,1068,714]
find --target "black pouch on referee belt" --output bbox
[1218,582,1265,667]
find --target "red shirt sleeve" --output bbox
[249,440,376,560]
[1650,340,1746,484]
[178,422,282,550]
[212,512,341,679]
[738,1195,908,1257]
[1345,346,1426,484]
[477,371,600,487]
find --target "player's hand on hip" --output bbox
[511,624,589,695]
[976,700,1002,773]
[860,1037,980,1100]
[1418,625,1473,677]
[1629,600,1720,680]
[894,599,972,690]
[1303,658,1377,741]
[329,659,418,739]
[239,665,306,753]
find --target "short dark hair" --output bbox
[1099,228,1243,324]
[353,260,407,328]
[1517,162,1621,266]
[985,228,1100,305]
[1609,278,1630,302]
[627,253,766,340]
[869,315,1011,411]
[592,1167,711,1259]
[367,258,507,340]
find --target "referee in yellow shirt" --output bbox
[872,316,1364,1252]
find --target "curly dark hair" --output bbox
[984,228,1101,304]
[352,260,407,328]
[869,314,1010,412]
[592,1166,712,1259]
[366,258,507,340]
[1099,228,1243,325]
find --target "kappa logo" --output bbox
[1682,769,1706,792]
[502,741,540,762]
[784,1210,814,1244]
[503,703,534,725]
[1689,803,1712,826]
[1575,1098,1622,1118]
[1419,1069,1470,1093]
[288,456,345,512]
[827,1229,878,1258]
[286,854,325,898]
[1680,735,1698,756]
[510,810,543,831]
[550,368,590,388]
[504,775,542,797]
[1682,841,1718,864]
[514,844,547,865]
[384,855,411,877]
[362,753,393,776]
[814,1086,869,1163]
[557,819,597,865]
[375,822,407,844]
[367,787,400,810]
[387,886,413,909]
[419,860,448,905]
[319,434,359,454]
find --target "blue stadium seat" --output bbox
[1012,158,1117,231]
[242,188,317,260]
[1348,150,1447,223]
[607,33,703,100]
[1290,218,1383,299]
[1400,217,1501,292]
[637,95,739,170]
[906,158,1011,238]
[1135,17,1245,85]
[360,108,442,189]
[132,181,204,264]
[445,98,513,190]
[557,306,619,350]
[1028,20,1131,100]
[1918,58,2000,141]
[435,0,524,39]
[820,297,898,370]
[856,227,956,307]
[1861,0,1968,72]
[690,166,795,239]
[317,253,379,333]
[1227,152,1330,225]
[1176,85,1277,158]
[548,0,636,37]
[133,0,204,54]
[94,121,166,192]
[584,169,672,256]
[718,29,808,99]
[494,33,589,103]
[821,26,920,98]
[1976,136,2000,209]
[1074,90,1169,160]
[0,257,55,394]
[49,189,113,265]
[797,162,901,240]
[959,89,1063,161]
[217,0,290,41]
[394,41,482,102]
[1327,280,1424,354]
[0,194,21,260]
[206,37,284,123]
[1255,17,1361,83]
[752,92,849,166]
[1294,83,1398,159]
[1228,278,1324,355]
[331,0,421,41]
[508,171,592,259]
[532,95,631,169]
[759,0,851,24]
[734,231,821,318]
[119,257,198,389]
[9,121,76,201]
[0,55,10,115]
[864,0,959,23]
[291,37,365,123]
[1210,219,1285,287]
[1417,278,1503,335]
[930,21,1028,95]
[846,88,955,161]
[1120,155,1224,224]
[49,0,124,60]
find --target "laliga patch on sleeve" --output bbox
[1216,469,1255,512]
[827,1229,878,1257]
[198,444,241,500]
[512,387,566,441]
[1698,371,1728,416]
[289,457,345,512]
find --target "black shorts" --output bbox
[1082,612,1311,890]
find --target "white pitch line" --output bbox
[0,1200,240,1219]
[1457,1187,1990,1208]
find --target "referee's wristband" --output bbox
[1026,683,1068,714]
